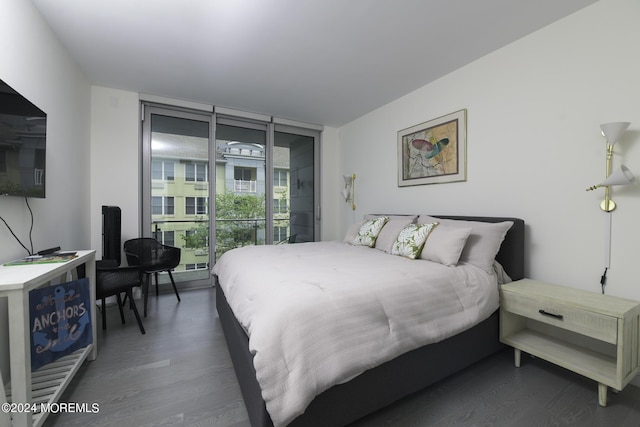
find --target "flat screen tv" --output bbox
[0,79,47,198]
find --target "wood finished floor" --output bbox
[44,287,640,427]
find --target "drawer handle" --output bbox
[539,309,563,320]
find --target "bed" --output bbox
[214,215,525,427]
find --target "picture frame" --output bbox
[397,109,466,187]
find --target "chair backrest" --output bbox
[124,238,181,271]
[124,238,157,266]
[102,205,122,266]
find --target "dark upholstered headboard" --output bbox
[433,216,525,281]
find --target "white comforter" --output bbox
[213,241,499,426]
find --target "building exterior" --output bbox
[150,132,291,276]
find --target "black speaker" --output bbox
[102,205,121,266]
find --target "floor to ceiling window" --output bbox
[142,103,321,289]
[214,119,268,260]
[142,105,213,290]
[273,125,318,245]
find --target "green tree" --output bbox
[215,191,265,219]
[181,218,208,249]
[216,192,266,258]
[181,192,266,260]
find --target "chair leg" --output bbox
[116,293,126,324]
[155,272,160,296]
[101,297,107,330]
[167,270,181,302]
[126,289,145,334]
[143,273,150,317]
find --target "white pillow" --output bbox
[418,216,513,272]
[343,222,362,244]
[391,222,438,259]
[374,219,415,253]
[418,220,472,266]
[354,217,388,247]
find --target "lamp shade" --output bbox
[599,165,636,187]
[600,122,630,145]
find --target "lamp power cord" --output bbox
[600,267,608,294]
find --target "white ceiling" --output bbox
[33,0,597,127]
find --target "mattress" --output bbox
[213,240,502,426]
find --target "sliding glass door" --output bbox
[214,119,267,260]
[142,105,213,290]
[213,119,320,260]
[142,104,322,286]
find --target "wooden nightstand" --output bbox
[500,279,640,406]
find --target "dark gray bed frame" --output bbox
[215,216,525,427]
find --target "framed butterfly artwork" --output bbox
[398,109,466,186]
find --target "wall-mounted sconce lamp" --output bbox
[342,174,356,210]
[586,122,635,212]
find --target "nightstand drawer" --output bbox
[502,292,618,344]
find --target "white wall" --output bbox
[0,0,90,385]
[89,87,141,258]
[338,0,640,301]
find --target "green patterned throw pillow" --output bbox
[354,216,389,247]
[391,222,438,259]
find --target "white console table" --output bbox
[0,250,97,427]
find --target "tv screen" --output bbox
[0,79,47,198]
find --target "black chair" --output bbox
[96,261,145,334]
[123,238,181,317]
